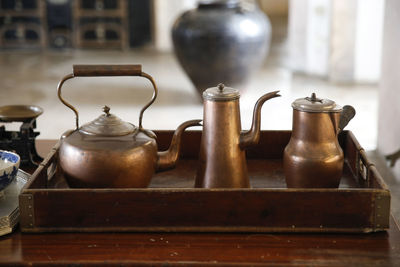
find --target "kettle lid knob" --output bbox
[103,105,111,116]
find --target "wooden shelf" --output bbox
[0,0,47,48]
[73,0,128,49]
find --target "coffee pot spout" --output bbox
[157,119,202,171]
[240,90,280,149]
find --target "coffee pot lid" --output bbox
[203,83,240,101]
[79,106,137,136]
[292,93,342,113]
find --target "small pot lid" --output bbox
[292,93,342,113]
[79,106,137,136]
[203,83,240,101]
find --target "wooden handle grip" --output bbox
[73,65,142,77]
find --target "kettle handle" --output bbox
[57,64,158,130]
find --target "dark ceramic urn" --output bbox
[172,0,271,95]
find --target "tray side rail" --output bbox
[20,187,386,233]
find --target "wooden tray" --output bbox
[19,131,390,233]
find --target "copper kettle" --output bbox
[195,84,280,188]
[57,65,201,188]
[283,93,355,188]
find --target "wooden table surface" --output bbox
[0,140,400,266]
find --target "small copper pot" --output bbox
[283,93,355,188]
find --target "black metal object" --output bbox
[172,1,271,94]
[0,118,43,168]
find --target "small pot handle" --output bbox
[339,105,356,132]
[57,64,158,131]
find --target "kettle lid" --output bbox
[79,106,137,136]
[203,83,240,101]
[292,93,342,113]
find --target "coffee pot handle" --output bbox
[57,64,158,130]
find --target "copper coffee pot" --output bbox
[195,84,280,188]
[57,64,201,188]
[283,93,355,188]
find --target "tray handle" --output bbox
[57,64,157,131]
[358,149,375,186]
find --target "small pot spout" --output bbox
[157,119,202,171]
[240,90,280,149]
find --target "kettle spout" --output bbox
[240,90,280,149]
[157,119,202,171]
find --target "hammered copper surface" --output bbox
[59,131,158,188]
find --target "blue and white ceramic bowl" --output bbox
[0,150,20,191]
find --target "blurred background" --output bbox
[0,0,399,184]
